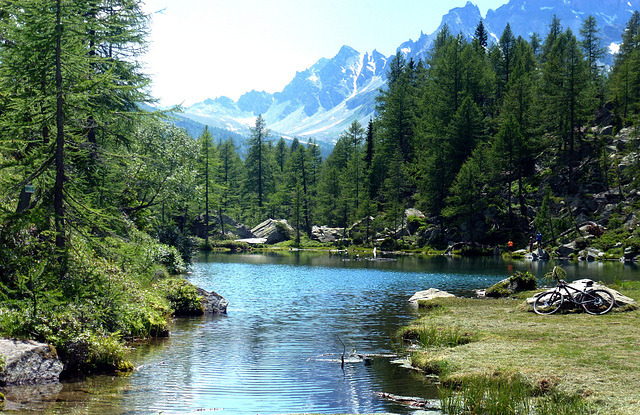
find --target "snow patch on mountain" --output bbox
[182,0,640,144]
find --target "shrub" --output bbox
[156,278,204,316]
[62,331,133,374]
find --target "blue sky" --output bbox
[141,0,510,106]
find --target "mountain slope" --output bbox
[182,0,640,144]
[181,46,388,142]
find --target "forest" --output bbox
[2,0,640,373]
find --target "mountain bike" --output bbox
[533,267,615,315]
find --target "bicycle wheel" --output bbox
[533,291,564,315]
[582,289,615,315]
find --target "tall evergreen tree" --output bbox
[580,15,605,82]
[611,11,640,119]
[245,115,271,214]
[0,0,151,276]
[474,19,488,53]
[541,29,592,193]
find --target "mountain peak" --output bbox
[183,0,640,143]
[336,45,360,58]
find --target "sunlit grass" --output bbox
[401,284,640,414]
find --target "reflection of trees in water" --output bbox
[28,254,640,414]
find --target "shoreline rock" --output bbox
[0,339,63,386]
[409,288,455,305]
[196,287,229,314]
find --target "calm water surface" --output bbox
[5,252,639,414]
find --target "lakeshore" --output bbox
[401,280,640,414]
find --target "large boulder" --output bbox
[0,339,63,385]
[556,242,577,257]
[250,219,294,244]
[409,288,455,305]
[485,272,537,298]
[196,287,228,314]
[312,225,345,243]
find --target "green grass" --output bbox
[401,283,640,414]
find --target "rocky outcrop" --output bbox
[485,272,537,298]
[409,288,455,305]
[0,339,63,385]
[311,225,345,243]
[193,213,254,239]
[196,287,228,314]
[250,219,293,244]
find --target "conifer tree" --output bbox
[610,11,640,119]
[245,115,272,217]
[197,127,219,243]
[580,15,605,82]
[541,29,592,193]
[474,19,488,53]
[0,0,151,276]
[218,138,244,222]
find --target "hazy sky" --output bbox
[141,0,510,106]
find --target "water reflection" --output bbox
[4,252,638,414]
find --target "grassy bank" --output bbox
[399,281,640,414]
[0,227,205,376]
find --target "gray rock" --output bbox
[0,339,63,386]
[312,225,345,243]
[556,242,576,257]
[409,288,455,305]
[578,248,604,261]
[196,287,228,314]
[250,219,293,244]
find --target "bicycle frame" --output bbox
[553,280,593,306]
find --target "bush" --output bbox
[156,277,204,316]
[62,331,133,374]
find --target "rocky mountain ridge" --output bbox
[180,0,640,143]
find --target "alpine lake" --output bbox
[4,251,639,414]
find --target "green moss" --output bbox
[485,271,537,298]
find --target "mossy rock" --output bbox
[486,271,537,298]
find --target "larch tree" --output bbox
[245,115,271,215]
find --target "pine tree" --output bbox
[0,0,151,276]
[218,137,244,222]
[610,11,640,119]
[541,29,592,193]
[474,19,488,53]
[580,15,605,82]
[196,127,219,243]
[245,115,272,215]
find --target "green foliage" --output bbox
[63,331,133,374]
[156,278,204,317]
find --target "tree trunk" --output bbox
[54,0,65,253]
